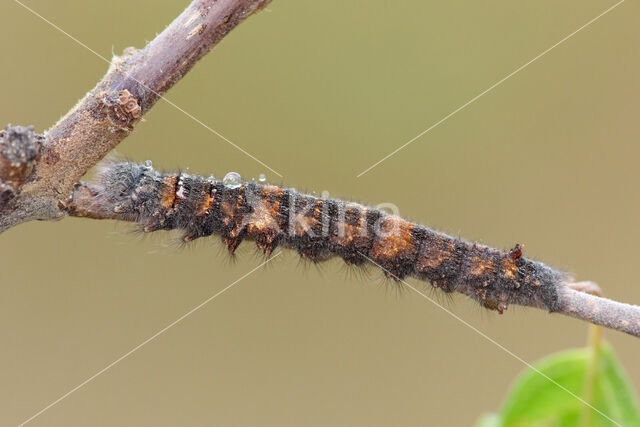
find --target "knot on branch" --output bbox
[102,89,142,130]
[0,124,44,206]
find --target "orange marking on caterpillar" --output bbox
[370,215,415,261]
[272,188,283,217]
[313,200,323,222]
[248,203,277,234]
[501,257,518,279]
[331,223,358,246]
[293,213,316,236]
[248,191,282,255]
[417,245,453,269]
[160,175,178,209]
[470,256,495,276]
[197,192,213,215]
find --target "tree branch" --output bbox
[0,0,271,233]
[556,286,640,337]
[3,0,640,340]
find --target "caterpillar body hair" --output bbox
[82,161,568,313]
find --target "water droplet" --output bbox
[176,185,186,198]
[223,171,242,189]
[258,173,266,183]
[144,160,152,167]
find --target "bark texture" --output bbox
[0,0,271,232]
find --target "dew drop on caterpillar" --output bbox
[82,161,569,314]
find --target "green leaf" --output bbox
[475,413,501,427]
[476,342,640,427]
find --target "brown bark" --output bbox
[0,0,271,232]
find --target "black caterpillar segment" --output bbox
[89,162,568,313]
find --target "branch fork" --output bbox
[2,0,640,338]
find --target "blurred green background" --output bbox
[1,0,638,425]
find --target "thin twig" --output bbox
[556,287,640,337]
[0,0,271,232]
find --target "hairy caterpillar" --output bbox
[78,161,568,314]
